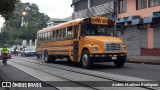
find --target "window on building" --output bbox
[136,0,147,10]
[149,0,160,7]
[118,0,127,13]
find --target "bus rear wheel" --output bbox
[81,50,93,69]
[114,57,126,67]
[37,54,42,60]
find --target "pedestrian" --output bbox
[1,44,8,65]
[14,46,18,56]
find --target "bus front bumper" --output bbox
[89,53,127,62]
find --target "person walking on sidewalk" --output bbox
[1,44,8,66]
[14,46,18,56]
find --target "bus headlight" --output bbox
[93,47,99,51]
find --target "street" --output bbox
[15,56,160,81]
[0,55,160,90]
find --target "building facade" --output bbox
[47,19,67,27]
[72,0,115,20]
[47,17,72,27]
[116,0,160,56]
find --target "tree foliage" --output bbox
[0,2,50,46]
[0,0,20,20]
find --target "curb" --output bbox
[126,60,160,65]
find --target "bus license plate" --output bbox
[112,56,117,60]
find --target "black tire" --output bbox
[36,54,40,60]
[114,57,126,67]
[44,52,54,63]
[67,58,72,63]
[81,50,93,69]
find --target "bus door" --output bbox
[73,25,79,62]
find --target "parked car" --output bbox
[8,48,14,54]
[21,48,36,56]
[0,51,11,60]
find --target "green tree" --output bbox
[0,2,50,46]
[0,0,20,20]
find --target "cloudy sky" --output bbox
[0,0,73,28]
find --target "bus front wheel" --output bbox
[81,50,93,69]
[114,57,126,67]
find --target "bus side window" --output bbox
[48,31,52,41]
[42,33,44,41]
[59,29,63,39]
[56,30,59,40]
[81,24,85,35]
[50,31,52,41]
[40,34,42,42]
[42,33,44,42]
[46,32,48,41]
[53,31,56,40]
[74,25,79,38]
[63,28,66,39]
[67,26,72,38]
[43,33,46,42]
[39,34,41,42]
[39,34,40,42]
[46,32,49,41]
[37,34,39,42]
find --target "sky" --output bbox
[0,0,73,29]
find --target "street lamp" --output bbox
[22,11,27,16]
[21,11,31,46]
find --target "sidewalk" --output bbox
[127,56,160,65]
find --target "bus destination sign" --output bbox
[91,17,108,24]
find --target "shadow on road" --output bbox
[49,60,127,70]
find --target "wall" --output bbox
[72,0,114,19]
[91,0,113,7]
[153,27,160,48]
[74,0,88,12]
[117,0,160,56]
[117,0,160,18]
[120,26,147,55]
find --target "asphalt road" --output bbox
[93,63,160,81]
[0,60,60,90]
[18,55,160,81]
[1,55,160,90]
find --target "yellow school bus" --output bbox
[36,16,127,69]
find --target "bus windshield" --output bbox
[82,24,114,36]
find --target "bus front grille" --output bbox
[105,43,121,52]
